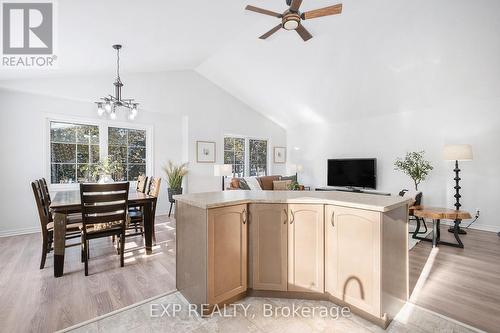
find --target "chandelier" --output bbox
[95,44,139,120]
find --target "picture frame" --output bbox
[196,141,216,163]
[274,146,286,164]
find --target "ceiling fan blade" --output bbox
[245,5,282,18]
[259,24,282,39]
[296,24,313,41]
[289,0,303,12]
[301,3,342,20]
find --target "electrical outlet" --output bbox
[475,209,480,218]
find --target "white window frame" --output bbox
[44,114,153,191]
[223,134,269,177]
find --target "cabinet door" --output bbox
[288,204,324,293]
[325,205,381,317]
[249,204,288,291]
[207,204,248,305]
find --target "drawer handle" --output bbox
[242,209,247,224]
[290,210,295,224]
[283,208,288,224]
[331,211,335,227]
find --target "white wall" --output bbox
[0,89,183,236]
[0,71,286,235]
[287,103,500,232]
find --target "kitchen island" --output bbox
[174,190,410,328]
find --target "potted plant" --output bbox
[394,151,433,191]
[80,158,123,183]
[163,161,188,203]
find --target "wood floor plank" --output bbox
[0,215,176,333]
[409,225,500,333]
[1,215,498,332]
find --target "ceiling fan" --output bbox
[245,0,342,41]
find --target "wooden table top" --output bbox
[413,206,472,220]
[50,190,155,211]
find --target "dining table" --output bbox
[49,190,157,277]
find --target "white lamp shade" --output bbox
[443,144,473,161]
[214,164,233,177]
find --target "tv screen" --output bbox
[327,159,377,189]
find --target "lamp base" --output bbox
[448,226,467,235]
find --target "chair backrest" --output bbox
[148,177,161,197]
[80,182,129,231]
[39,178,51,205]
[136,175,148,193]
[31,180,51,234]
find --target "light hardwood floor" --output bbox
[409,224,500,333]
[1,215,499,333]
[0,215,176,333]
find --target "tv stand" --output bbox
[315,187,391,196]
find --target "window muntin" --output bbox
[249,139,268,177]
[224,136,268,177]
[50,122,99,184]
[108,127,147,181]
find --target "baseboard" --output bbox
[0,226,39,238]
[440,220,499,233]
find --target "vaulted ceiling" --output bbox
[1,0,499,128]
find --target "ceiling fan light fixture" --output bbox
[283,13,301,30]
[283,19,299,30]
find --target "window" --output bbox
[50,122,99,184]
[224,137,245,177]
[48,119,151,185]
[224,136,268,177]
[108,127,147,181]
[249,139,268,176]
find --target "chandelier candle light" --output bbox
[95,44,139,120]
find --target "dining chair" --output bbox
[31,180,81,269]
[128,175,149,230]
[127,177,161,241]
[399,190,427,234]
[80,182,129,276]
[136,175,149,193]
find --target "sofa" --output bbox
[228,175,304,191]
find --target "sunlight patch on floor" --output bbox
[410,247,439,303]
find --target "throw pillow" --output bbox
[230,178,240,189]
[244,177,262,190]
[259,175,281,190]
[273,180,292,190]
[238,179,251,190]
[280,175,297,183]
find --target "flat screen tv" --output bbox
[327,159,377,189]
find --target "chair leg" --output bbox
[421,218,428,233]
[120,232,125,267]
[81,240,85,263]
[168,202,173,217]
[40,238,48,269]
[84,239,89,276]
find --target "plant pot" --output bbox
[98,174,114,184]
[168,187,183,203]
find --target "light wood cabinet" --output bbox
[249,204,288,291]
[325,205,381,316]
[287,204,324,293]
[207,204,248,305]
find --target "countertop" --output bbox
[174,190,410,212]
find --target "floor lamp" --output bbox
[443,144,473,235]
[214,164,233,191]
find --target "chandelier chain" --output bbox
[116,47,121,81]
